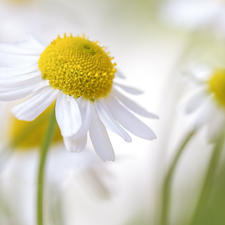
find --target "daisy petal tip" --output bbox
[97,154,116,163]
[65,148,73,153]
[147,133,157,141]
[125,136,132,143]
[68,150,83,153]
[69,149,83,153]
[104,158,115,162]
[146,112,159,120]
[142,128,157,141]
[109,159,115,162]
[133,90,143,95]
[152,115,159,120]
[12,108,32,122]
[151,135,157,141]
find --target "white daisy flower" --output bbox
[0,33,157,161]
[160,0,225,36]
[183,64,225,141]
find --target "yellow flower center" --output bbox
[9,102,62,150]
[208,68,225,107]
[38,34,117,100]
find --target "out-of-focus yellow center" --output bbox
[38,34,117,100]
[9,102,62,150]
[208,68,225,107]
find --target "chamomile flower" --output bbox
[0,33,157,161]
[183,65,225,141]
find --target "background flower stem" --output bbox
[188,131,225,225]
[160,130,196,225]
[37,108,57,225]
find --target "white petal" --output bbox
[0,43,40,55]
[0,71,41,85]
[0,62,36,69]
[72,97,92,140]
[63,134,87,153]
[115,71,125,79]
[13,34,45,53]
[15,41,43,53]
[0,64,38,75]
[55,91,82,137]
[106,96,156,140]
[0,77,45,101]
[184,88,208,114]
[89,107,115,162]
[193,96,216,129]
[187,64,213,83]
[26,33,46,50]
[12,86,58,121]
[95,98,131,142]
[0,52,39,67]
[113,82,143,95]
[207,108,225,142]
[113,88,158,119]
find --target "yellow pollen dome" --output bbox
[208,68,225,107]
[38,34,117,100]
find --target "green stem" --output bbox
[160,130,196,225]
[188,132,225,225]
[37,109,57,225]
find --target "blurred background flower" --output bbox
[181,65,225,141]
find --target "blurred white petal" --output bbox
[184,88,208,114]
[207,107,225,142]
